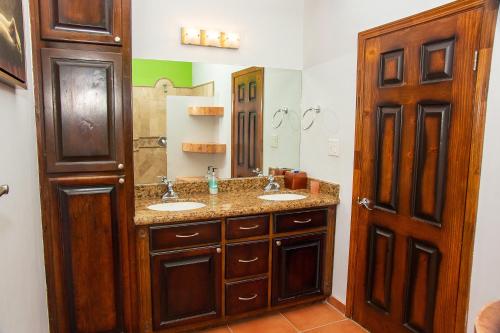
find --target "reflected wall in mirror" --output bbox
[133,59,301,184]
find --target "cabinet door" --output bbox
[39,0,123,45]
[272,233,325,306]
[47,176,130,333]
[42,48,124,173]
[151,246,222,330]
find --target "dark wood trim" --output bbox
[327,296,346,314]
[346,2,499,332]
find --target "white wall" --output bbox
[132,0,304,70]
[167,96,227,180]
[0,0,49,332]
[263,68,301,173]
[192,63,244,178]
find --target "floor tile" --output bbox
[305,320,367,333]
[281,302,344,331]
[229,313,297,333]
[199,324,231,333]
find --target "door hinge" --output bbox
[473,50,479,71]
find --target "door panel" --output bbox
[48,176,128,333]
[42,48,124,173]
[39,0,123,45]
[151,246,222,330]
[272,233,325,306]
[352,6,483,333]
[231,67,263,177]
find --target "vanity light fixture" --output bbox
[181,27,240,49]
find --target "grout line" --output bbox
[301,319,349,332]
[226,323,234,333]
[279,312,300,332]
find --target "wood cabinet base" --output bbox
[136,207,336,333]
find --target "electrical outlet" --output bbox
[271,134,279,148]
[328,138,340,156]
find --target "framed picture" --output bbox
[0,0,26,88]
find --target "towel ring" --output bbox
[272,107,288,129]
[302,106,321,130]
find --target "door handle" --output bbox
[357,197,373,211]
[0,185,9,198]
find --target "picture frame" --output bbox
[0,0,27,88]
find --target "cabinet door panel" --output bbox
[42,48,124,173]
[151,246,222,330]
[39,0,123,45]
[48,176,128,333]
[272,233,325,306]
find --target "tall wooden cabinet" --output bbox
[30,0,134,332]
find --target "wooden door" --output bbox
[151,246,222,330]
[41,48,125,173]
[349,3,496,333]
[272,233,325,306]
[231,67,264,177]
[46,176,129,333]
[39,0,123,45]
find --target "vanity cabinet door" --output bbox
[272,233,325,306]
[39,0,123,45]
[41,48,125,173]
[151,246,222,330]
[46,176,130,333]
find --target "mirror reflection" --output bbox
[133,60,302,184]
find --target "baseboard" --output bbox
[327,296,346,314]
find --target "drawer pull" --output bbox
[175,232,200,238]
[238,294,258,301]
[239,224,260,230]
[238,257,259,263]
[293,218,312,224]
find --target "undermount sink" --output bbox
[258,193,307,201]
[147,202,206,212]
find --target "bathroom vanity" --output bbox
[134,178,339,332]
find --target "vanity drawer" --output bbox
[225,240,269,279]
[274,209,327,233]
[150,220,221,251]
[226,215,269,240]
[225,277,268,316]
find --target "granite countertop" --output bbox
[134,189,339,226]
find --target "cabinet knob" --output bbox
[118,163,124,170]
[276,240,282,246]
[216,247,222,254]
[119,178,125,184]
[114,36,121,43]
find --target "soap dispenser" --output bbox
[208,167,218,195]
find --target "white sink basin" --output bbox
[147,202,206,212]
[258,193,307,201]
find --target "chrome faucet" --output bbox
[158,176,178,201]
[253,168,264,177]
[264,175,280,192]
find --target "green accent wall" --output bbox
[132,59,192,87]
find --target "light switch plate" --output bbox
[271,134,279,148]
[328,138,340,156]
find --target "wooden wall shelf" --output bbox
[182,143,226,154]
[188,106,224,116]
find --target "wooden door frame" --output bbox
[346,1,499,332]
[231,66,264,177]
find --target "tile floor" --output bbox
[200,301,368,333]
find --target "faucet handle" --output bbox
[253,168,264,177]
[157,176,173,185]
[267,174,275,182]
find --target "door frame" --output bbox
[231,66,264,177]
[346,1,499,332]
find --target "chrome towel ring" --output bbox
[0,185,9,198]
[272,107,288,129]
[302,106,321,130]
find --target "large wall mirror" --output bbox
[133,59,302,184]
